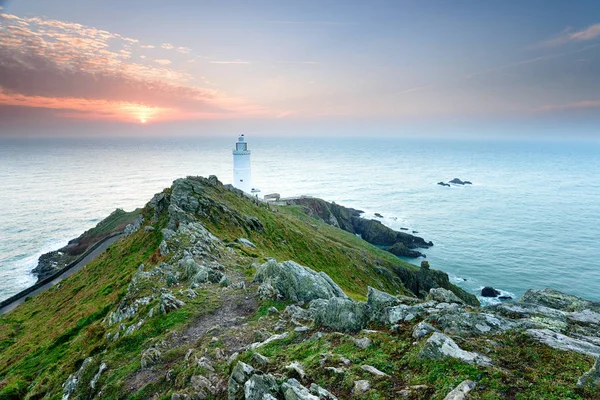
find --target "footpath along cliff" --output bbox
[0,175,598,399]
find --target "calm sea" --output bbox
[1,136,599,304]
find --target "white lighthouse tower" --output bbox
[233,134,253,193]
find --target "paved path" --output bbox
[0,234,123,315]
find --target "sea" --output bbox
[1,136,599,304]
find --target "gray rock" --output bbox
[237,238,256,248]
[124,215,144,236]
[285,361,306,380]
[521,288,600,313]
[353,337,372,349]
[244,374,280,400]
[309,297,369,332]
[141,348,162,368]
[443,380,476,400]
[426,288,465,305]
[267,306,280,315]
[89,363,107,390]
[249,332,289,350]
[412,322,437,339]
[62,357,93,400]
[159,240,170,256]
[284,305,313,322]
[251,352,271,366]
[361,365,389,377]
[228,361,254,400]
[309,383,338,400]
[577,357,600,388]
[387,304,426,324]
[282,378,319,400]
[352,380,370,395]
[527,329,600,357]
[434,312,515,336]
[190,375,213,394]
[420,332,492,366]
[254,260,348,302]
[160,293,185,314]
[144,225,155,231]
[569,309,600,324]
[366,286,400,322]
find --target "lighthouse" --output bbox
[232,134,253,193]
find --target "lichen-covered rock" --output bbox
[420,332,492,366]
[251,353,271,366]
[62,357,93,400]
[577,357,600,388]
[434,311,516,336]
[413,321,437,339]
[443,380,476,400]
[89,362,107,390]
[527,329,600,357]
[387,304,426,324]
[361,365,389,377]
[141,348,162,368]
[237,238,256,248]
[228,361,254,400]
[309,383,338,400]
[281,378,319,400]
[366,286,400,322]
[426,288,465,305]
[124,215,144,236]
[309,297,369,332]
[244,374,280,400]
[285,361,306,380]
[254,260,348,302]
[521,288,600,313]
[160,293,185,314]
[352,380,370,395]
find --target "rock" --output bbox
[124,215,144,236]
[577,357,600,388]
[245,216,264,232]
[309,383,338,400]
[285,361,306,380]
[526,329,600,357]
[237,238,256,248]
[228,361,254,400]
[387,304,426,324]
[438,182,451,187]
[160,293,185,314]
[353,337,372,349]
[449,178,471,185]
[325,367,345,375]
[426,288,465,305]
[268,306,280,315]
[412,322,437,339]
[62,357,93,400]
[309,297,369,332]
[249,332,289,350]
[282,378,319,400]
[434,312,515,337]
[498,296,513,300]
[89,363,107,390]
[244,374,280,400]
[159,240,170,256]
[420,261,430,270]
[569,309,600,324]
[521,288,600,313]
[190,375,213,393]
[443,380,476,400]
[374,213,383,218]
[251,352,271,366]
[420,332,492,366]
[361,365,389,377]
[481,287,500,297]
[254,260,348,302]
[144,225,155,231]
[352,380,370,396]
[141,348,162,368]
[367,287,401,322]
[386,242,424,258]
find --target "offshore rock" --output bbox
[309,297,369,332]
[426,288,465,305]
[254,260,348,302]
[420,332,492,366]
[386,242,424,258]
[481,286,500,297]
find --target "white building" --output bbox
[232,134,253,194]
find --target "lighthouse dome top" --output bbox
[238,134,245,142]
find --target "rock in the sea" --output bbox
[374,213,383,218]
[577,357,600,388]
[437,182,451,187]
[244,373,280,400]
[281,378,319,400]
[254,260,348,302]
[449,178,472,185]
[420,332,492,366]
[386,242,424,258]
[309,297,369,332]
[443,380,476,400]
[481,286,501,297]
[426,288,465,305]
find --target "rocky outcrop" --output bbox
[309,297,369,332]
[577,357,600,388]
[521,288,600,313]
[449,178,472,185]
[420,332,492,366]
[443,380,476,400]
[254,260,348,302]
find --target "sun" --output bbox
[140,117,148,124]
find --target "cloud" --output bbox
[177,46,191,54]
[267,20,342,25]
[534,100,600,112]
[0,13,271,123]
[161,43,174,50]
[209,60,252,64]
[140,44,155,49]
[277,61,319,65]
[539,23,600,47]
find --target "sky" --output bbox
[0,0,599,139]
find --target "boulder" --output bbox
[521,288,600,313]
[413,321,438,339]
[352,380,370,396]
[309,297,369,332]
[254,260,348,302]
[481,287,500,297]
[281,379,319,400]
[577,357,600,388]
[353,337,372,349]
[237,238,256,248]
[244,374,280,400]
[160,293,185,314]
[228,361,254,400]
[443,380,476,400]
[285,361,306,380]
[366,287,400,322]
[426,288,465,305]
[141,348,162,368]
[387,304,427,324]
[309,383,338,400]
[361,365,389,377]
[526,329,600,357]
[434,312,515,337]
[420,332,492,366]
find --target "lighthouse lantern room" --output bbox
[232,134,253,193]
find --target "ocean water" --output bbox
[1,136,599,304]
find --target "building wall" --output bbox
[233,152,252,193]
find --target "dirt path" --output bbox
[0,235,123,315]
